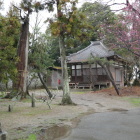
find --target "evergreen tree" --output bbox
[0,5,20,89]
[78,1,116,43]
[50,0,91,104]
[14,0,55,98]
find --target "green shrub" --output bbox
[0,92,6,98]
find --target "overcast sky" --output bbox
[1,0,126,32]
[2,0,126,13]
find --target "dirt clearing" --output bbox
[0,87,140,139]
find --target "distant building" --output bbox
[46,67,62,89]
[28,67,62,89]
[0,67,62,90]
[67,41,125,89]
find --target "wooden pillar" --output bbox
[74,64,77,85]
[96,63,98,82]
[81,63,83,82]
[89,63,92,89]
[70,64,72,82]
[125,63,128,85]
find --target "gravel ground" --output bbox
[0,88,139,140]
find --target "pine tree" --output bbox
[50,0,91,104]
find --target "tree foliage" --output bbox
[78,1,116,41]
[49,0,92,104]
[28,11,56,98]
[13,0,56,97]
[43,29,60,66]
[62,1,116,54]
[29,33,54,72]
[0,0,2,10]
[99,0,140,83]
[101,0,140,58]
[0,6,20,85]
[50,0,92,47]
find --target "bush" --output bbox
[132,79,140,86]
[0,91,6,98]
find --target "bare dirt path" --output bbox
[0,88,139,140]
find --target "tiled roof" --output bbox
[67,41,115,63]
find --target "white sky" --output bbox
[1,0,126,13]
[1,0,126,32]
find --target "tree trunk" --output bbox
[56,0,73,105]
[38,72,53,99]
[106,65,120,95]
[14,16,29,98]
[59,37,73,105]
[98,62,120,95]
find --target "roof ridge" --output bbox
[69,41,101,57]
[67,41,119,63]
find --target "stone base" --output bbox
[0,132,7,140]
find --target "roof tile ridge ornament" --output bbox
[100,41,110,51]
[99,41,115,57]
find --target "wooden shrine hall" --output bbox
[67,41,125,89]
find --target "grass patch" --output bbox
[0,104,52,117]
[22,99,32,103]
[19,134,37,140]
[23,108,51,116]
[123,97,140,106]
[0,111,12,116]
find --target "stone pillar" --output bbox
[0,132,7,140]
[0,123,7,140]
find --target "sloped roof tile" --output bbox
[67,41,114,63]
